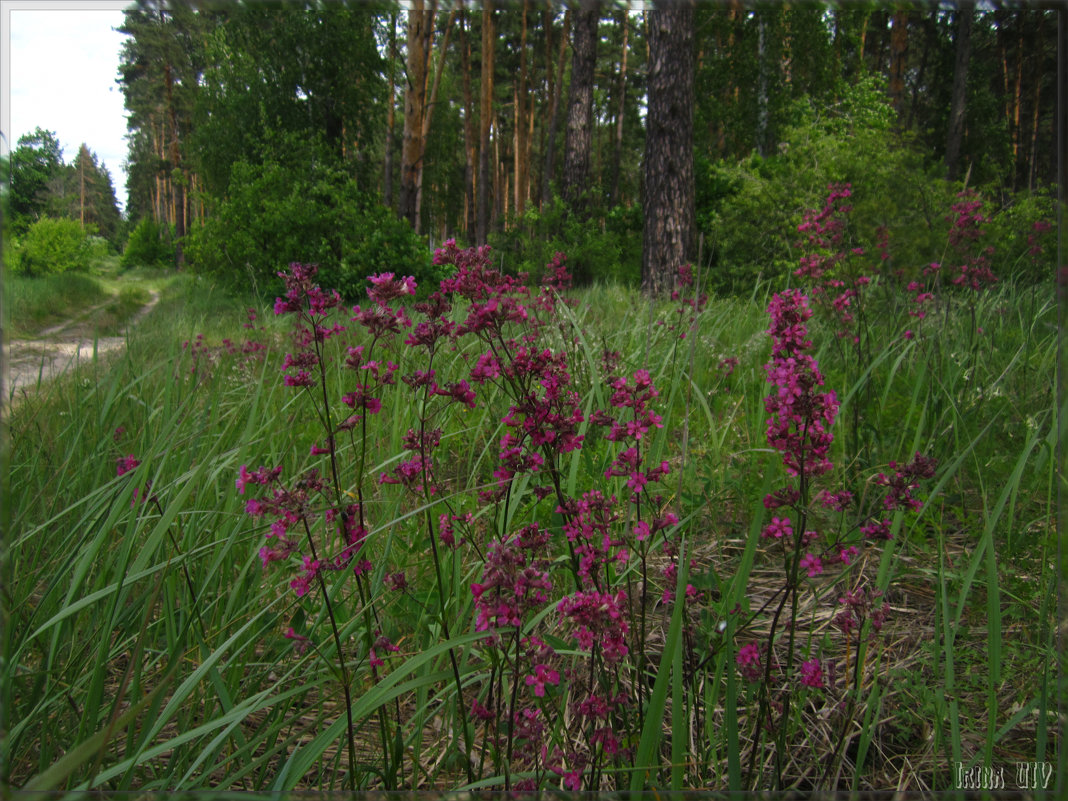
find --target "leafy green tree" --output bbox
[694,3,836,164]
[491,193,642,286]
[697,77,949,293]
[192,1,385,198]
[122,217,175,269]
[185,147,433,300]
[66,145,123,246]
[7,132,121,247]
[9,128,64,234]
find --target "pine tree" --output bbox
[641,0,695,296]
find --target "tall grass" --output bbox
[4,272,111,337]
[3,260,1058,793]
[5,264,163,339]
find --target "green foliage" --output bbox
[7,130,123,245]
[122,217,176,270]
[192,2,384,199]
[491,196,642,286]
[8,217,102,277]
[982,188,1058,285]
[8,128,65,235]
[67,145,125,248]
[698,78,952,293]
[186,154,435,300]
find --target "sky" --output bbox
[3,1,132,213]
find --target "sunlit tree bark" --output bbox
[399,0,433,230]
[609,9,629,206]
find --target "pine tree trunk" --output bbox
[476,1,494,244]
[888,8,909,120]
[858,11,869,63]
[384,11,397,210]
[609,9,629,206]
[513,0,530,217]
[1027,14,1044,192]
[164,61,184,267]
[460,6,477,240]
[79,152,86,227]
[907,11,935,131]
[493,119,503,228]
[720,0,742,155]
[1058,8,1067,202]
[416,10,455,232]
[562,0,599,214]
[1011,19,1024,189]
[541,8,570,208]
[870,9,889,73]
[781,4,792,87]
[153,115,163,224]
[641,0,695,297]
[756,10,769,156]
[400,1,431,230]
[513,83,521,220]
[946,1,974,181]
[998,10,1011,125]
[526,76,535,214]
[832,6,842,91]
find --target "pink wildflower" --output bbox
[762,516,793,540]
[800,552,823,577]
[116,455,140,477]
[737,642,763,682]
[800,658,824,688]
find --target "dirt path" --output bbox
[3,290,161,410]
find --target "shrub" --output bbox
[699,77,950,293]
[982,187,1057,285]
[121,217,175,269]
[8,217,98,276]
[490,195,642,286]
[186,157,439,300]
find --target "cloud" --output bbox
[8,6,130,212]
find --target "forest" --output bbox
[5,0,1062,294]
[3,0,1064,795]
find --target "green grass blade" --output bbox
[630,538,688,793]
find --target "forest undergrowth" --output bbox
[3,185,1061,795]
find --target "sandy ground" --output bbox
[3,290,160,411]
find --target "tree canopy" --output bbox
[109,0,1059,293]
[8,128,123,246]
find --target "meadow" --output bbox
[3,259,155,341]
[3,200,1061,795]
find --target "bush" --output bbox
[490,195,643,286]
[982,187,1058,285]
[121,217,176,269]
[698,77,951,293]
[8,217,99,276]
[186,157,439,300]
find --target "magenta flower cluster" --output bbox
[764,289,839,478]
[231,249,696,791]
[946,189,997,292]
[794,183,878,344]
[738,285,937,733]
[226,230,946,791]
